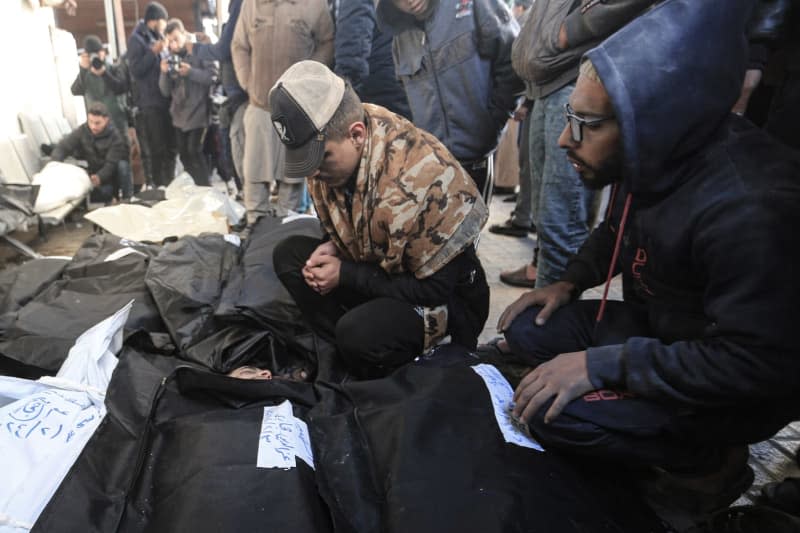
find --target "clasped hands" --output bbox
[302,241,341,295]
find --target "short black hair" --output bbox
[87,102,109,117]
[165,18,185,36]
[325,83,364,141]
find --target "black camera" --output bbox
[167,55,182,75]
[89,53,104,70]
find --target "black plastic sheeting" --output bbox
[143,216,327,376]
[0,234,166,376]
[0,183,38,235]
[33,347,334,533]
[35,349,665,533]
[308,363,667,533]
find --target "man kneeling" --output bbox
[271,61,489,379]
[497,0,800,518]
[51,102,131,203]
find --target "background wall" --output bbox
[0,2,80,138]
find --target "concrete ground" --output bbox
[2,192,799,510]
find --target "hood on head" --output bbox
[585,0,754,197]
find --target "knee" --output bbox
[335,312,384,370]
[273,235,318,277]
[504,306,545,355]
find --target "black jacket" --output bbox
[51,123,128,184]
[127,20,170,111]
[333,0,410,118]
[562,0,800,411]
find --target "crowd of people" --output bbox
[53,0,800,528]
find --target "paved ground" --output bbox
[2,192,798,509]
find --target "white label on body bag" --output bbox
[257,400,314,469]
[472,364,544,451]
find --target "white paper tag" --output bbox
[472,364,544,451]
[257,400,315,469]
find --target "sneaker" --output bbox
[641,446,754,517]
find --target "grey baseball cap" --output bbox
[268,61,346,179]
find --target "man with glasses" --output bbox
[496,0,800,523]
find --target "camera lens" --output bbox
[91,56,103,70]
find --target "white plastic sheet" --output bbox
[0,301,133,532]
[31,162,91,214]
[84,173,246,242]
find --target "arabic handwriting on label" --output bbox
[2,390,101,444]
[257,400,315,470]
[471,364,544,452]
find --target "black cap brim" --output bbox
[284,135,325,180]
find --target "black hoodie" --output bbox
[561,0,800,418]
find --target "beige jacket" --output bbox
[232,0,335,110]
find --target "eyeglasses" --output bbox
[563,103,614,143]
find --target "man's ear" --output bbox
[349,122,367,145]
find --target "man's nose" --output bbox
[557,123,575,149]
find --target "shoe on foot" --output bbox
[489,219,535,237]
[641,446,754,517]
[500,264,537,288]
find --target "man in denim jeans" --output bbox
[501,0,654,288]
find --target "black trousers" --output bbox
[460,154,494,206]
[504,300,791,472]
[176,127,210,186]
[274,235,424,378]
[139,108,177,187]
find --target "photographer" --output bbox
[71,35,129,145]
[51,102,131,203]
[127,1,177,187]
[158,18,217,186]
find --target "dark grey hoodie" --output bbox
[562,0,800,427]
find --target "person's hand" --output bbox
[512,350,592,424]
[178,62,192,77]
[89,174,101,187]
[90,64,106,76]
[307,240,338,266]
[160,58,169,74]
[78,52,90,70]
[497,281,575,333]
[151,39,166,55]
[557,22,568,50]
[513,102,529,122]
[303,254,341,295]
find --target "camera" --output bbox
[89,53,104,70]
[167,55,182,75]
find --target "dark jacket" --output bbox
[511,0,654,99]
[158,52,217,132]
[51,123,128,184]
[70,61,128,136]
[378,0,522,161]
[193,0,246,101]
[334,0,410,118]
[560,0,800,416]
[127,20,170,111]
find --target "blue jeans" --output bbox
[529,84,597,287]
[92,160,133,203]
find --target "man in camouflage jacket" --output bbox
[271,61,489,379]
